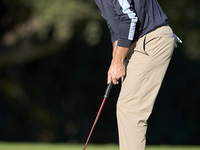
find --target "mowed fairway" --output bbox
[0,142,199,150]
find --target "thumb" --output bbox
[107,73,111,84]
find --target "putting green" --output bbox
[0,142,199,150]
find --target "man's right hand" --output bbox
[108,44,129,85]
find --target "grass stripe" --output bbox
[0,142,199,150]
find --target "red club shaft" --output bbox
[83,81,113,150]
[83,97,107,150]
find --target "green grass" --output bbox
[0,142,199,150]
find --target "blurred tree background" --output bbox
[0,0,199,145]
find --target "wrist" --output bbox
[112,46,129,63]
[112,55,124,64]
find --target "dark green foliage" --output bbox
[0,0,199,145]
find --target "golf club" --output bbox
[83,80,113,150]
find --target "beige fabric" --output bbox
[117,25,175,150]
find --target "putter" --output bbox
[83,80,113,150]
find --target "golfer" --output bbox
[94,0,175,150]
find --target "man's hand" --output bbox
[107,42,129,85]
[108,59,126,84]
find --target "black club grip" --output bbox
[104,80,113,99]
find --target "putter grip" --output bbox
[104,80,113,99]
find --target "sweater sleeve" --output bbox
[107,23,118,44]
[113,0,138,47]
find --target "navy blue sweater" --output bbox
[94,0,168,48]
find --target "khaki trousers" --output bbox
[117,25,175,150]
